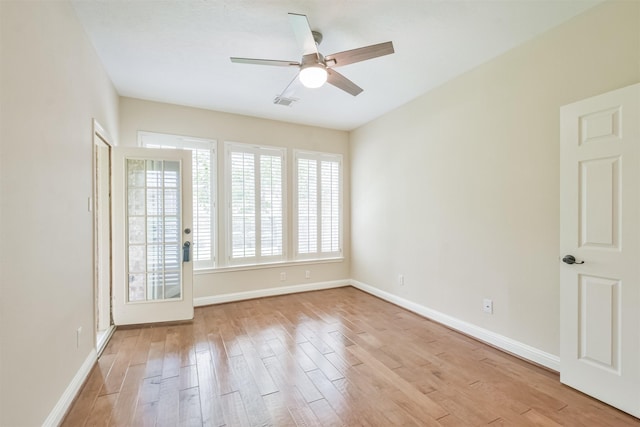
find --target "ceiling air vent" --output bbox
[273,96,298,107]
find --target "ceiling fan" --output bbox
[230,13,394,103]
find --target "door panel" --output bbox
[579,156,620,249]
[578,274,619,371]
[113,147,193,325]
[560,83,640,417]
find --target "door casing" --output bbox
[93,119,115,355]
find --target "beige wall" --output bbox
[0,1,119,426]
[119,98,350,298]
[350,0,640,356]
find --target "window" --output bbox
[295,150,342,259]
[139,132,216,269]
[226,142,285,265]
[138,135,341,269]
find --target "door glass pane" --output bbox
[128,273,145,302]
[164,189,178,215]
[128,189,145,216]
[147,244,163,270]
[165,216,179,243]
[147,217,163,243]
[127,160,145,187]
[128,217,145,244]
[128,245,145,273]
[147,188,163,216]
[126,158,182,301]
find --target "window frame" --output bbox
[224,141,287,266]
[293,149,343,260]
[138,131,217,270]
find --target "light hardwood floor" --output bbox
[63,287,639,426]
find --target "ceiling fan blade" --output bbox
[325,41,394,68]
[288,13,318,56]
[230,57,300,67]
[326,69,363,96]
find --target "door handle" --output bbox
[183,241,191,262]
[562,254,584,265]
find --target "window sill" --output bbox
[194,257,345,275]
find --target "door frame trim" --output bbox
[92,118,115,353]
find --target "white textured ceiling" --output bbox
[71,0,601,131]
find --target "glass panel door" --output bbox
[112,148,193,325]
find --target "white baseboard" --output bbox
[43,348,97,427]
[350,279,560,371]
[194,280,349,307]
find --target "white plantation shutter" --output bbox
[227,143,285,264]
[139,132,216,269]
[231,151,256,258]
[260,155,283,257]
[321,160,340,253]
[297,158,318,254]
[295,151,342,258]
[192,148,213,266]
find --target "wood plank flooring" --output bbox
[63,287,639,426]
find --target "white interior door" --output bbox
[112,147,193,325]
[560,83,640,417]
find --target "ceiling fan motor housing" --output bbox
[311,30,323,46]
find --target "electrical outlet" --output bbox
[482,298,493,314]
[76,326,82,348]
[305,270,311,279]
[280,272,286,281]
[398,274,404,286]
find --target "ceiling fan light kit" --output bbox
[299,65,327,88]
[230,12,394,102]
